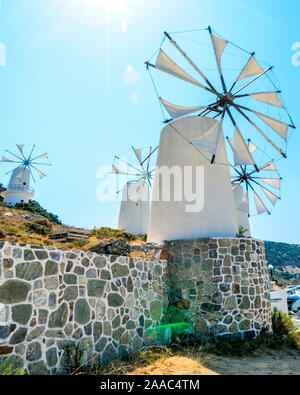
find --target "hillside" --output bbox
[264,240,300,267]
[0,201,300,268]
[0,202,145,252]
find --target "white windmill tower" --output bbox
[112,146,157,235]
[145,26,295,242]
[1,144,51,205]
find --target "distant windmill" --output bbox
[0,144,51,205]
[230,139,281,234]
[112,146,157,235]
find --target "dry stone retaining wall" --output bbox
[0,242,168,374]
[166,238,272,341]
[0,237,272,374]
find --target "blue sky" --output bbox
[0,0,299,244]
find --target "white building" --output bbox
[147,116,238,243]
[118,181,150,235]
[1,167,34,205]
[233,185,251,237]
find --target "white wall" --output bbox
[233,185,251,237]
[269,290,288,314]
[118,181,150,235]
[147,116,238,243]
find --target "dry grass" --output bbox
[0,206,146,252]
[68,343,300,376]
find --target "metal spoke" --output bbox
[115,156,143,174]
[5,150,24,162]
[141,146,158,166]
[164,31,218,93]
[233,104,287,158]
[28,145,36,161]
[145,61,220,98]
[232,66,273,97]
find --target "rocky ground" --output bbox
[129,351,300,375]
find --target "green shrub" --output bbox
[91,227,145,241]
[25,217,53,236]
[73,240,89,248]
[0,356,25,375]
[14,200,61,225]
[2,224,22,235]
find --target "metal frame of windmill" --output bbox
[145,26,295,219]
[1,144,51,205]
[112,146,157,235]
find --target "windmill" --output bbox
[112,146,157,235]
[231,140,281,214]
[0,144,51,205]
[145,27,295,241]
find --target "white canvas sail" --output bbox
[259,160,276,172]
[261,178,280,189]
[248,140,258,154]
[210,34,228,74]
[261,186,279,206]
[133,149,142,163]
[235,55,264,82]
[193,118,223,156]
[1,156,14,162]
[253,191,269,215]
[250,92,284,108]
[238,190,249,213]
[228,127,255,166]
[36,169,46,179]
[155,50,204,88]
[160,98,206,120]
[254,111,289,140]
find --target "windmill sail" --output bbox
[228,127,255,166]
[36,169,46,179]
[16,144,24,154]
[259,160,276,172]
[235,55,264,82]
[253,111,289,140]
[1,156,14,162]
[238,191,249,213]
[112,165,137,176]
[253,191,269,215]
[250,92,284,108]
[261,186,279,206]
[210,34,228,75]
[160,98,206,120]
[248,140,258,154]
[193,118,223,156]
[260,178,280,189]
[133,148,142,163]
[35,153,48,160]
[155,50,204,88]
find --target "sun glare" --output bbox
[83,0,125,11]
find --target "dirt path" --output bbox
[129,353,300,375]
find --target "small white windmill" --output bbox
[231,140,281,223]
[0,144,51,205]
[112,146,157,235]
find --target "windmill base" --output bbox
[166,237,272,340]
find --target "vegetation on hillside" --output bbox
[265,240,300,267]
[91,227,146,242]
[14,200,62,225]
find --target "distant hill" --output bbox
[264,240,300,267]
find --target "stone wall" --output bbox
[166,238,272,341]
[0,242,168,374]
[0,237,273,374]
